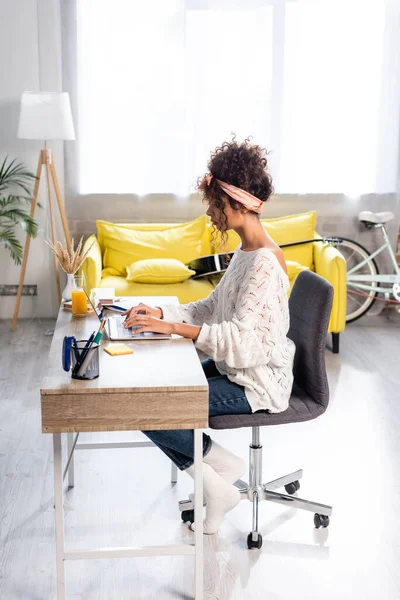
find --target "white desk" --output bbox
[40,297,209,599]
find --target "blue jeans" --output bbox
[143,359,252,470]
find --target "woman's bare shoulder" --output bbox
[258,245,288,275]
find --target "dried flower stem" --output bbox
[46,237,95,274]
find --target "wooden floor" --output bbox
[1,310,400,600]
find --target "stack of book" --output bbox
[93,287,118,306]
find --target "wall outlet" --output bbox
[0,284,38,296]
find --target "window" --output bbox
[76,0,399,195]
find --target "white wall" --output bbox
[0,0,64,320]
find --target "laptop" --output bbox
[87,292,172,341]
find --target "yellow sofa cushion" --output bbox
[212,211,317,269]
[97,217,212,257]
[99,275,214,304]
[126,258,196,284]
[97,216,207,275]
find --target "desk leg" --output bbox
[53,434,66,599]
[194,429,203,600]
[67,432,75,488]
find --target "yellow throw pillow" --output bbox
[213,211,317,269]
[126,258,196,284]
[98,216,206,275]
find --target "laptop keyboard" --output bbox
[114,318,143,338]
[110,316,170,340]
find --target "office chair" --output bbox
[179,270,334,548]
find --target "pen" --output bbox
[93,317,107,343]
[72,331,95,375]
[72,337,80,362]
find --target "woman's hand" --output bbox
[123,313,174,335]
[122,302,201,340]
[122,303,163,326]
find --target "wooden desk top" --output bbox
[40,297,209,434]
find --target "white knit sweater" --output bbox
[162,247,296,413]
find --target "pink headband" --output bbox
[202,173,263,214]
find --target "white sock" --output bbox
[203,439,246,484]
[186,463,240,535]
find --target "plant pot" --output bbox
[62,273,75,302]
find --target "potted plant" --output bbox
[0,156,39,264]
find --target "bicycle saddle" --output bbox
[358,211,394,225]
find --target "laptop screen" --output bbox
[86,290,105,322]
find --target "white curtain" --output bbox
[69,0,400,196]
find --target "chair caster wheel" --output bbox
[314,513,330,528]
[247,533,262,549]
[181,509,195,524]
[285,480,300,495]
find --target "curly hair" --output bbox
[197,136,274,247]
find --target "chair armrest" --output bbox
[313,233,347,333]
[80,235,103,292]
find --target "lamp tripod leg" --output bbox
[45,155,62,305]
[11,151,44,332]
[49,159,71,247]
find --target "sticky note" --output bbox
[104,344,134,356]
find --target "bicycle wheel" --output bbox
[333,237,379,323]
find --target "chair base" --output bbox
[179,428,333,549]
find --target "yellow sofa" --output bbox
[81,211,346,352]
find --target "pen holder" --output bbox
[71,340,100,380]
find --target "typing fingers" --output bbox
[123,314,149,329]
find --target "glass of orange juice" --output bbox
[71,274,88,316]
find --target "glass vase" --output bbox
[62,273,75,302]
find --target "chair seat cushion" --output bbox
[209,384,326,430]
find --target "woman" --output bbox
[123,138,296,534]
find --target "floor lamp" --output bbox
[12,91,75,332]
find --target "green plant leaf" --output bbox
[0,208,39,238]
[0,156,37,196]
[0,157,40,263]
[4,194,43,209]
[0,228,23,265]
[20,216,39,237]
[0,194,32,206]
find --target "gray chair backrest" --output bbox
[288,271,334,410]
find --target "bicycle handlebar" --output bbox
[279,237,340,249]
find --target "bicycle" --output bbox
[282,211,400,323]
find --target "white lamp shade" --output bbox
[17,91,75,140]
